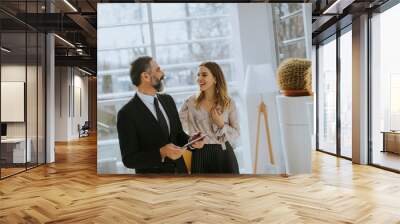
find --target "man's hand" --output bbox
[160,143,184,160]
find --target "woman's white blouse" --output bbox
[179,94,240,150]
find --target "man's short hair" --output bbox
[130,56,153,86]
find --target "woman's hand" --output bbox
[210,106,224,128]
[191,138,206,149]
[188,132,206,149]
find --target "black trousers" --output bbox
[191,142,239,174]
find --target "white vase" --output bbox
[276,95,314,175]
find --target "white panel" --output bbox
[1,82,25,122]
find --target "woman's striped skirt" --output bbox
[191,141,239,174]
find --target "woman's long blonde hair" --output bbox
[196,61,231,112]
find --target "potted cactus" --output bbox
[275,58,314,174]
[277,58,312,96]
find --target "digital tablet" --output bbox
[183,134,207,148]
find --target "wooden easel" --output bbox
[253,99,275,174]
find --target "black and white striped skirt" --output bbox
[191,141,239,174]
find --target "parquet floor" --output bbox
[1,167,26,178]
[0,134,400,223]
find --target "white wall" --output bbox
[72,73,89,138]
[233,4,279,173]
[1,64,46,164]
[234,4,278,83]
[1,65,26,138]
[1,65,41,137]
[55,67,68,141]
[55,67,89,141]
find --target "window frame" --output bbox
[315,24,353,161]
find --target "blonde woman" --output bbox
[179,62,240,174]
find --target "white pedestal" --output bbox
[276,95,314,175]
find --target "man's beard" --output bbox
[151,75,164,92]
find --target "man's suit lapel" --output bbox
[133,93,172,140]
[133,94,160,129]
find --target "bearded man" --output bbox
[117,56,204,174]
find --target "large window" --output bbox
[371,3,400,171]
[340,28,352,158]
[316,26,353,159]
[272,4,309,63]
[317,36,337,155]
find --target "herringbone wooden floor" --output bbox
[1,135,400,223]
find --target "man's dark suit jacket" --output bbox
[117,93,189,174]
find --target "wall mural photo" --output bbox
[97,3,313,175]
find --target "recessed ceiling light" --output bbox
[54,34,75,48]
[323,0,343,14]
[78,67,92,76]
[1,47,11,53]
[63,0,78,12]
